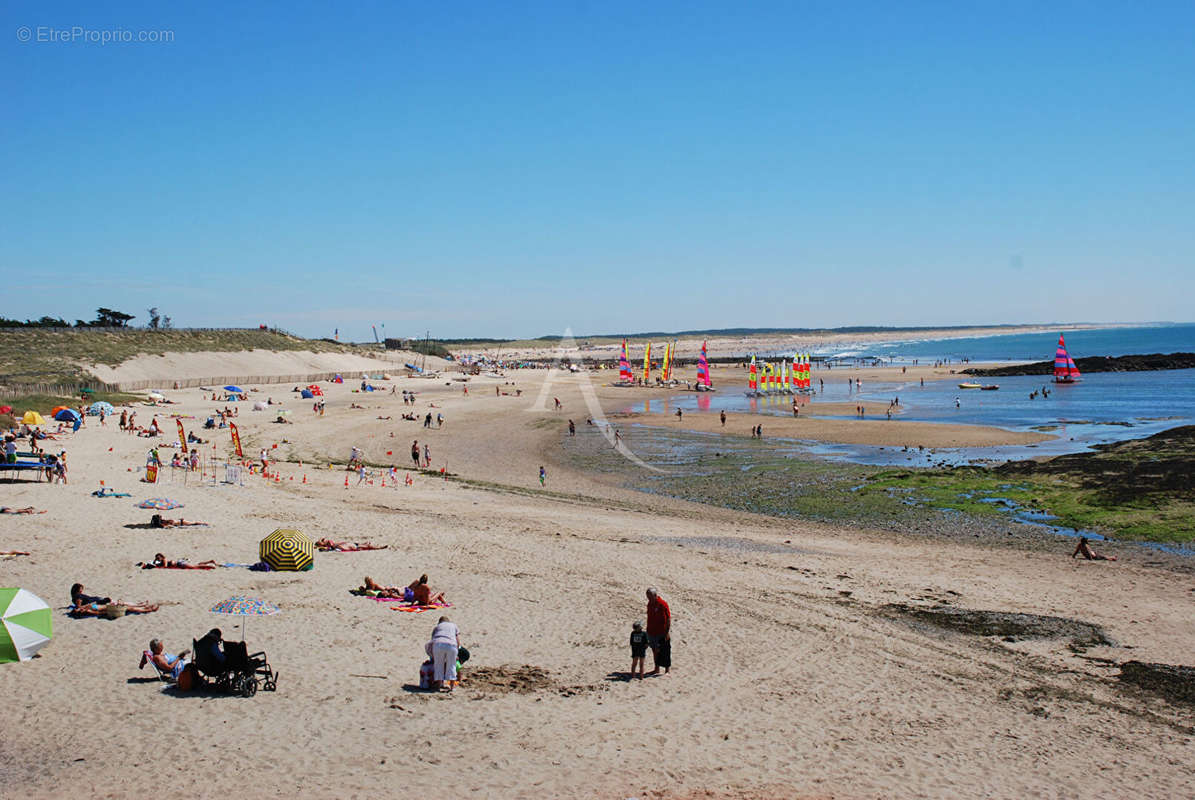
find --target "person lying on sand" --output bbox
[359,576,406,598]
[138,553,218,569]
[70,599,160,616]
[1,506,45,514]
[150,514,209,528]
[140,638,191,680]
[0,550,31,557]
[1072,536,1117,561]
[317,538,387,552]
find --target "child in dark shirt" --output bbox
[629,621,649,679]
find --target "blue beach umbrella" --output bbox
[224,386,245,394]
[87,401,115,416]
[54,408,81,422]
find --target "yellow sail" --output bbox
[642,343,651,383]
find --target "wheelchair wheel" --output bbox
[241,676,258,697]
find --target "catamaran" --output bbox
[617,339,634,385]
[1054,334,1081,384]
[695,341,714,391]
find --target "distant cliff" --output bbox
[963,353,1195,377]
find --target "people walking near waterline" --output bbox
[411,441,420,468]
[720,410,726,427]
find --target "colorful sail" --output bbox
[619,339,633,383]
[1054,334,1081,382]
[697,341,711,386]
[642,343,652,384]
[748,356,758,391]
[661,342,672,382]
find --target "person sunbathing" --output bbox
[1072,536,1117,561]
[150,514,209,528]
[70,599,160,616]
[317,538,388,552]
[0,550,31,556]
[140,638,191,680]
[359,576,405,597]
[139,553,218,569]
[408,574,447,606]
[1,506,45,514]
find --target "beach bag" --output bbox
[457,646,470,665]
[419,660,435,689]
[176,663,197,692]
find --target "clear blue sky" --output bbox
[3,1,1193,340]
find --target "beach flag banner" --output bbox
[229,422,243,458]
[642,343,651,383]
[697,341,711,387]
[1054,334,1081,382]
[176,419,188,454]
[259,528,315,572]
[0,588,52,664]
[748,356,757,391]
[619,339,633,383]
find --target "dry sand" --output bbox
[1,365,1192,799]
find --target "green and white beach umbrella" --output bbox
[0,588,53,663]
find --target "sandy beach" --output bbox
[1,361,1192,799]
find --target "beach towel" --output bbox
[91,490,131,498]
[139,563,216,570]
[389,602,452,613]
[349,589,406,601]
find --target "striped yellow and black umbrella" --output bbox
[259,529,314,572]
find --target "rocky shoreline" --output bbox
[963,352,1195,376]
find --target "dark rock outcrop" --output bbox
[963,352,1195,377]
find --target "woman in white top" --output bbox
[429,616,460,691]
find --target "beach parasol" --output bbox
[21,411,46,426]
[259,529,314,572]
[54,408,81,422]
[51,406,69,417]
[0,406,12,415]
[137,498,184,510]
[0,588,53,663]
[210,596,280,641]
[80,388,95,394]
[224,386,245,394]
[88,401,115,416]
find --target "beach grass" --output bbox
[0,328,359,385]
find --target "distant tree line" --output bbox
[0,307,172,329]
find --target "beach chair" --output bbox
[142,651,177,684]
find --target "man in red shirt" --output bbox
[645,587,671,676]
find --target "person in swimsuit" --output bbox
[139,553,218,569]
[1072,536,1117,561]
[409,574,446,605]
[150,514,209,528]
[317,538,387,552]
[140,638,191,679]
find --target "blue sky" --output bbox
[3,1,1193,340]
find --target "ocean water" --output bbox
[807,323,1195,363]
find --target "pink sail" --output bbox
[696,341,711,386]
[1053,334,1081,383]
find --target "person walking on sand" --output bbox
[423,443,431,468]
[613,429,621,448]
[568,419,575,436]
[645,588,671,676]
[720,410,726,427]
[411,441,420,469]
[539,465,546,486]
